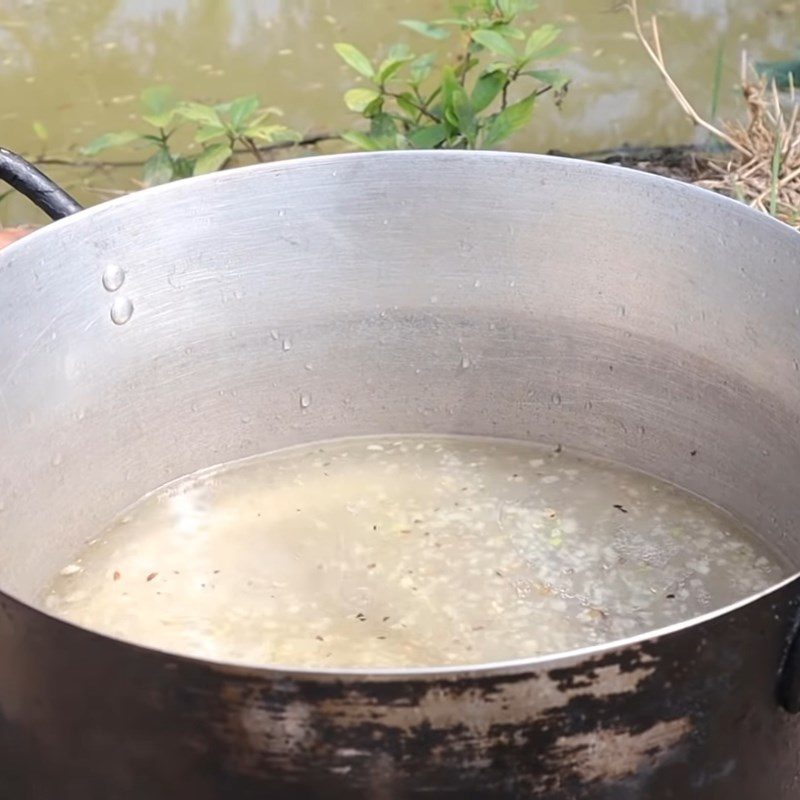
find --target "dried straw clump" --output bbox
[627,0,800,229]
[699,63,800,226]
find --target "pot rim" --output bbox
[2,150,799,259]
[2,150,799,680]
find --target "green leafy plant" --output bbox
[334,0,568,151]
[83,86,299,185]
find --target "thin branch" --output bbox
[33,157,146,168]
[25,131,339,170]
[501,76,511,111]
[457,31,471,87]
[273,131,339,150]
[385,92,440,123]
[242,136,265,163]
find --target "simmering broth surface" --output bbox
[44,436,785,668]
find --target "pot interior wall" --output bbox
[1,152,799,603]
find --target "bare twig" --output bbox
[26,131,339,171]
[626,0,750,156]
[243,136,265,163]
[385,92,440,123]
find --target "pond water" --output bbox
[0,0,798,225]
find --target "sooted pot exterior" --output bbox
[1,581,800,799]
[0,152,800,798]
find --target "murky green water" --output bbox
[1,0,798,225]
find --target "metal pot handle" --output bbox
[778,620,800,713]
[0,147,83,221]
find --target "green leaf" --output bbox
[408,122,448,148]
[255,105,284,118]
[143,149,174,186]
[334,42,375,78]
[485,60,514,73]
[194,124,227,143]
[238,108,282,132]
[142,113,176,128]
[452,87,477,146]
[229,95,260,130]
[140,85,176,127]
[441,66,468,132]
[471,29,517,59]
[141,85,174,114]
[522,68,569,90]
[377,50,415,83]
[482,93,536,148]
[193,142,232,175]
[377,61,406,85]
[400,19,450,40]
[441,65,460,106]
[496,0,521,16]
[172,156,196,179]
[32,121,48,141]
[242,124,299,144]
[363,96,384,117]
[525,24,561,58]
[409,53,435,86]
[176,101,223,127]
[524,41,568,62]
[341,130,385,151]
[345,87,382,112]
[489,23,526,40]
[81,130,141,156]
[440,65,461,131]
[395,92,421,118]
[709,36,726,120]
[432,17,470,28]
[471,70,506,112]
[369,112,397,140]
[388,42,412,59]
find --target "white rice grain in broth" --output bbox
[43,436,785,668]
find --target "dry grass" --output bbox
[627,0,800,229]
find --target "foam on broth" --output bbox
[44,435,785,668]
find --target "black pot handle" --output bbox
[0,148,83,221]
[778,617,800,713]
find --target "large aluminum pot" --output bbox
[1,150,800,799]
